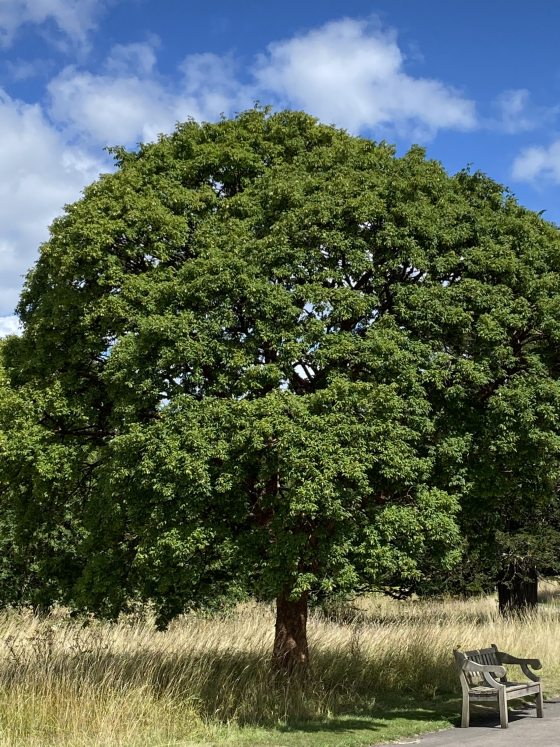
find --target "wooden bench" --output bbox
[454,644,543,728]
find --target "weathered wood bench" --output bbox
[454,644,543,728]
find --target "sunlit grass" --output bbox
[0,587,558,745]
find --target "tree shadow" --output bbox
[276,698,546,735]
[276,697,460,734]
[0,641,465,732]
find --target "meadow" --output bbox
[0,590,558,747]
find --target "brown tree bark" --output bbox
[497,563,538,615]
[272,592,309,673]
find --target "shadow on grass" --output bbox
[276,699,544,737]
[276,696,460,734]
[0,641,464,732]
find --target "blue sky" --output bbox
[1,0,560,335]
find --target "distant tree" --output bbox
[2,109,560,668]
[416,373,560,612]
[462,374,560,614]
[401,170,560,611]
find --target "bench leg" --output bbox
[536,687,544,718]
[461,696,470,728]
[499,689,508,729]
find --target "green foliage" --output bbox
[2,108,560,619]
[0,346,94,608]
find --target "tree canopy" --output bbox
[2,109,560,665]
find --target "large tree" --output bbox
[2,109,560,665]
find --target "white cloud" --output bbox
[512,140,560,183]
[253,18,477,137]
[0,315,21,337]
[105,39,158,77]
[493,89,534,134]
[47,22,478,149]
[48,67,186,145]
[48,44,252,146]
[5,57,52,81]
[490,89,558,135]
[180,52,253,118]
[0,0,106,47]
[0,89,105,316]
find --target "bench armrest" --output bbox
[497,652,542,669]
[493,646,542,682]
[482,670,507,689]
[520,662,542,682]
[463,660,507,678]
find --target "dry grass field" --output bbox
[0,588,559,746]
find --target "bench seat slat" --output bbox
[468,682,541,697]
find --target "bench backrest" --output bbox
[454,645,504,689]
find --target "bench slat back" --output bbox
[466,647,500,666]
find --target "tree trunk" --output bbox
[497,564,538,615]
[272,592,309,674]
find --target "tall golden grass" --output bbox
[0,590,558,746]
